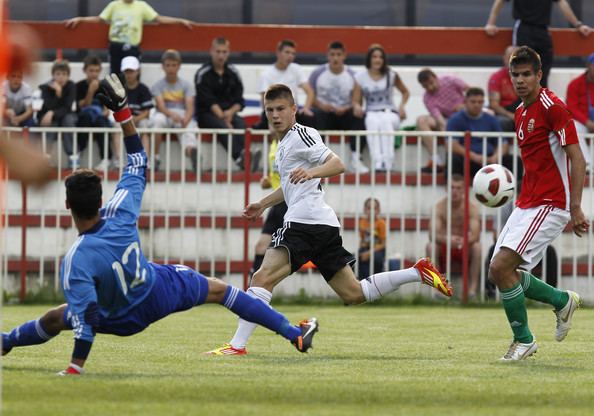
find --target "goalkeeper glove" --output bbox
[97,73,132,123]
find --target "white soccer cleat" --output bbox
[500,339,538,361]
[554,290,580,342]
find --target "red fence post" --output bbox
[462,131,471,303]
[242,129,252,290]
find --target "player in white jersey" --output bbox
[205,84,453,356]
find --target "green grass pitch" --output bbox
[3,304,594,416]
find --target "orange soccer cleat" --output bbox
[414,257,453,297]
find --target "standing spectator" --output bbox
[447,87,522,181]
[427,174,481,298]
[151,49,198,171]
[309,41,368,173]
[74,55,114,171]
[255,39,315,129]
[195,37,254,171]
[485,0,592,88]
[565,52,594,172]
[37,60,78,168]
[352,44,409,172]
[2,70,35,127]
[65,0,193,75]
[416,68,466,174]
[357,198,386,280]
[120,56,155,168]
[488,46,520,132]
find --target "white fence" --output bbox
[2,126,593,302]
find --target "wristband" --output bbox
[114,107,133,124]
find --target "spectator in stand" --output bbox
[416,68,468,174]
[488,46,520,132]
[195,37,255,172]
[309,41,368,173]
[2,69,35,127]
[37,60,78,167]
[120,56,156,168]
[485,0,592,88]
[352,44,409,172]
[565,52,594,172]
[357,197,386,280]
[65,0,193,75]
[255,39,315,129]
[447,87,521,181]
[74,55,114,171]
[427,174,481,298]
[151,49,198,171]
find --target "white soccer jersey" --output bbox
[274,123,340,227]
[309,64,356,108]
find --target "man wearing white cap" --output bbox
[120,56,157,168]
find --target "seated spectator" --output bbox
[121,56,156,168]
[309,41,368,173]
[565,52,594,172]
[2,69,35,127]
[446,87,522,181]
[488,46,520,132]
[151,49,198,171]
[255,39,315,129]
[357,197,386,280]
[426,174,481,298]
[352,44,409,172]
[416,69,468,173]
[74,55,114,171]
[66,0,193,75]
[195,37,255,171]
[37,60,77,167]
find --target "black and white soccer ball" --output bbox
[472,164,515,208]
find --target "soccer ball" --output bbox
[472,164,515,208]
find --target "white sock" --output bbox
[360,268,420,302]
[229,287,272,349]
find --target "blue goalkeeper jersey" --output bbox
[60,134,155,343]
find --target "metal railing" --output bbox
[1,126,592,302]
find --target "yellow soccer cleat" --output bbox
[414,257,453,297]
[204,343,247,356]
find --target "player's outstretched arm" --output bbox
[243,187,285,220]
[97,74,137,135]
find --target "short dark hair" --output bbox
[161,49,182,64]
[417,68,436,84]
[277,39,296,51]
[51,59,70,75]
[65,169,102,219]
[451,173,465,183]
[465,87,485,98]
[328,41,345,51]
[509,45,542,73]
[83,54,102,70]
[364,197,381,211]
[264,84,295,105]
[365,43,388,74]
[212,37,229,47]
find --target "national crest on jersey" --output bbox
[275,123,340,227]
[514,88,579,210]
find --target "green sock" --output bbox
[500,282,533,343]
[520,271,568,310]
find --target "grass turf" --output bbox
[3,304,594,416]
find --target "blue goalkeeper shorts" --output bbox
[63,264,209,336]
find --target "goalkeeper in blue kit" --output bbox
[1,74,318,375]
